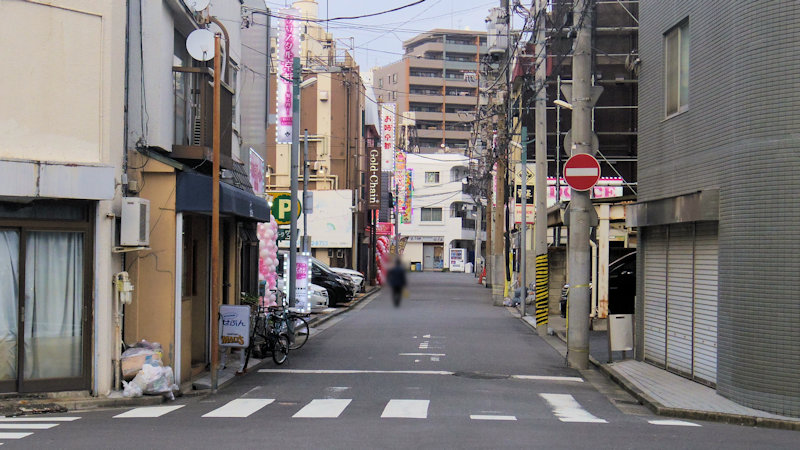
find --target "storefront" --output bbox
[0,200,94,393]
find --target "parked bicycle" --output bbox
[244,304,290,366]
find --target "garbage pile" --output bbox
[120,340,178,400]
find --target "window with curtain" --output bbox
[425,172,440,184]
[0,230,19,382]
[665,21,690,116]
[23,231,84,380]
[421,207,443,222]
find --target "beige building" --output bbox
[0,0,126,395]
[373,29,487,153]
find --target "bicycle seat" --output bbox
[267,305,284,312]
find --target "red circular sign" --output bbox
[564,154,601,191]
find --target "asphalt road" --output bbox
[5,272,797,449]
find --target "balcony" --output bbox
[408,75,444,86]
[172,67,234,169]
[408,93,444,104]
[444,94,477,105]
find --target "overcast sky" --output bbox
[264,0,498,70]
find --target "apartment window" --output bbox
[392,73,398,84]
[425,171,440,184]
[421,207,443,222]
[665,21,689,116]
[378,79,383,88]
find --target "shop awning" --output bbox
[176,172,270,222]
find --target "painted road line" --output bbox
[0,417,80,422]
[293,399,352,418]
[381,399,429,419]
[203,399,275,418]
[470,415,517,421]
[511,375,584,383]
[540,394,607,423]
[113,405,185,418]
[648,419,701,427]
[259,369,455,375]
[0,424,59,429]
[0,432,32,439]
[398,353,446,356]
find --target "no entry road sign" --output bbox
[564,154,601,191]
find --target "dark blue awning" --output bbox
[176,172,270,222]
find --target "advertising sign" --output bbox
[277,190,353,248]
[276,8,300,144]
[295,254,310,313]
[219,305,251,348]
[376,222,394,236]
[367,146,381,209]
[249,148,265,195]
[268,192,301,225]
[380,103,396,171]
[402,169,413,223]
[395,150,407,220]
[449,248,466,272]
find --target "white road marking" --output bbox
[0,424,59,429]
[113,405,185,418]
[540,394,607,423]
[293,399,352,418]
[431,357,440,362]
[565,167,599,177]
[0,432,32,439]
[418,342,429,349]
[381,399,429,419]
[202,399,274,418]
[511,375,584,383]
[398,353,446,356]
[422,335,444,339]
[470,415,517,421]
[649,419,701,427]
[259,369,454,375]
[0,417,80,422]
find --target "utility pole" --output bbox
[567,0,593,369]
[289,57,301,308]
[533,0,549,333]
[484,175,493,287]
[520,126,528,317]
[493,107,507,305]
[210,33,222,392]
[303,129,310,253]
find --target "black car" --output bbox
[277,252,352,307]
[560,251,636,317]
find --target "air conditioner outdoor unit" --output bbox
[121,197,150,247]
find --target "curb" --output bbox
[0,393,165,416]
[525,316,800,431]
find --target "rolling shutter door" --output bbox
[666,224,694,375]
[643,226,667,365]
[693,222,718,384]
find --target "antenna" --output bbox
[183,0,210,12]
[186,29,216,62]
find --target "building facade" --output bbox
[631,0,800,416]
[373,29,487,154]
[0,0,126,395]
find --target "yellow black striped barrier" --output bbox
[535,254,549,325]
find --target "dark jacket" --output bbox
[387,265,407,289]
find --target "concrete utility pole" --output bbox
[493,109,507,305]
[303,129,310,253]
[210,33,222,392]
[484,176,493,287]
[289,57,301,308]
[567,0,593,369]
[533,0,549,333]
[520,126,528,317]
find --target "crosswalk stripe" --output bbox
[539,394,607,423]
[0,432,33,439]
[381,399,429,419]
[113,405,185,418]
[648,419,701,427]
[0,424,59,429]
[470,415,517,421]
[293,399,352,418]
[203,399,275,418]
[0,417,80,422]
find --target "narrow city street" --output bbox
[5,273,796,449]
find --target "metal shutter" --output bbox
[666,224,694,375]
[693,222,718,384]
[643,226,668,365]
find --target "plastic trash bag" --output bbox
[122,380,143,398]
[132,363,179,400]
[120,347,162,380]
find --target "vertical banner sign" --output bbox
[249,148,265,195]
[402,169,413,223]
[276,8,300,144]
[367,145,381,209]
[380,103,396,171]
[395,150,406,221]
[295,254,310,313]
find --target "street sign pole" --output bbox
[289,57,300,308]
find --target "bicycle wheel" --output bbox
[272,333,290,365]
[289,317,309,350]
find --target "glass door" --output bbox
[0,230,19,393]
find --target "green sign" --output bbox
[269,192,301,225]
[277,228,291,241]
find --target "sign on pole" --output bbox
[269,192,301,225]
[564,154,601,191]
[276,8,300,144]
[380,103,396,171]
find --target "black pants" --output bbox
[391,287,403,307]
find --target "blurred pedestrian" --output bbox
[387,256,407,307]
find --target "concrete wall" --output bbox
[639,0,800,416]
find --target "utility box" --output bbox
[120,197,150,247]
[608,314,634,352]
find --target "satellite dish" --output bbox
[183,0,210,12]
[186,29,215,62]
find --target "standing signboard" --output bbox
[219,305,251,348]
[449,248,466,272]
[276,8,300,144]
[295,255,310,313]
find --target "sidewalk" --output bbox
[519,312,800,431]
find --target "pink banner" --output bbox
[276,8,300,144]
